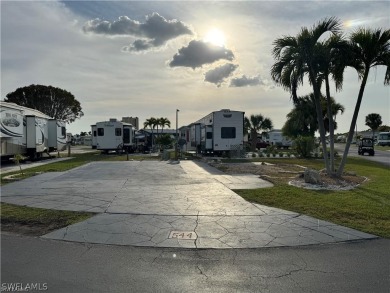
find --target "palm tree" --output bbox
[365,113,382,140]
[245,114,273,151]
[337,28,390,176]
[158,117,171,134]
[282,94,344,139]
[283,95,317,138]
[144,117,158,149]
[271,17,342,174]
[323,98,345,133]
[315,35,350,173]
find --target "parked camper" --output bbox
[0,101,66,160]
[189,109,245,155]
[377,132,390,146]
[265,130,292,149]
[95,119,136,153]
[190,123,201,152]
[91,125,97,149]
[48,120,67,152]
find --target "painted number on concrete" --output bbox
[169,231,197,240]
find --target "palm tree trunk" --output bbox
[251,129,257,152]
[150,128,154,151]
[325,77,335,175]
[310,71,331,174]
[337,69,370,176]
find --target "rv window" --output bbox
[98,128,104,136]
[221,127,236,139]
[206,132,212,139]
[61,127,66,136]
[115,128,122,136]
[93,131,97,137]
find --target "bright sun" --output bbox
[204,28,226,47]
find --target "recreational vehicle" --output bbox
[0,102,67,160]
[377,132,390,146]
[95,119,136,153]
[265,130,292,149]
[189,109,245,155]
[91,124,97,149]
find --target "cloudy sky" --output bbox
[1,1,389,135]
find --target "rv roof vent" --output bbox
[221,109,230,112]
[109,118,117,122]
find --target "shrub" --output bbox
[251,153,257,158]
[294,136,315,158]
[155,134,173,149]
[265,145,276,155]
[279,152,284,158]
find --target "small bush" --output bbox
[265,145,276,155]
[294,136,315,158]
[251,153,257,158]
[279,152,284,158]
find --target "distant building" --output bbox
[121,117,139,130]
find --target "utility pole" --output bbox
[175,109,179,161]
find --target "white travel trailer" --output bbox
[189,109,245,155]
[48,119,67,152]
[91,124,97,149]
[0,101,67,160]
[377,132,390,146]
[95,119,136,153]
[265,130,292,149]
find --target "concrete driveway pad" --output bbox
[1,160,376,248]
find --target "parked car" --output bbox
[256,140,270,149]
[358,138,375,156]
[246,139,270,150]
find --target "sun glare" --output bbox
[204,28,226,47]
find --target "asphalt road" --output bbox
[1,233,389,293]
[335,143,390,167]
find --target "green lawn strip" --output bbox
[234,157,390,238]
[375,145,390,151]
[1,202,95,236]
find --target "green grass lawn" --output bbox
[234,157,390,238]
[375,145,390,151]
[1,202,94,236]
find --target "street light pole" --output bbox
[175,109,179,161]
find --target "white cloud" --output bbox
[230,75,263,87]
[169,40,234,69]
[204,63,238,87]
[83,13,193,52]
